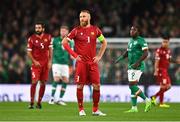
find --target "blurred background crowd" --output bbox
[0,0,180,85]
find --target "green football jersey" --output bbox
[127,36,148,71]
[52,37,74,64]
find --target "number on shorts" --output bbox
[131,72,135,80]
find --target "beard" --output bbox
[35,31,43,35]
[80,21,88,27]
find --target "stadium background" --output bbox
[0,0,180,102]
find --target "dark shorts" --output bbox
[74,61,100,85]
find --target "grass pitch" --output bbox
[0,102,179,121]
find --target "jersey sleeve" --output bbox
[27,37,33,51]
[67,28,77,41]
[140,38,148,50]
[96,27,105,43]
[155,49,160,60]
[96,27,102,37]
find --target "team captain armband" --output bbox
[98,34,105,43]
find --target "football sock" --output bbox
[30,83,37,105]
[93,89,100,112]
[138,91,147,100]
[77,88,83,111]
[129,85,138,106]
[131,95,137,106]
[154,88,166,98]
[51,81,58,98]
[38,83,45,104]
[60,82,67,98]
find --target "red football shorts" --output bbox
[31,64,49,82]
[156,69,171,85]
[74,61,100,85]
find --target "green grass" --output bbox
[0,102,180,121]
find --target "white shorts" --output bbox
[52,64,69,78]
[127,70,142,82]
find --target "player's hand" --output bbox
[177,59,180,64]
[154,70,158,76]
[131,62,140,69]
[76,55,82,61]
[93,56,101,63]
[33,60,41,67]
[70,55,75,60]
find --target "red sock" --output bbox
[77,88,83,111]
[159,91,165,104]
[154,88,165,98]
[93,90,100,112]
[38,83,46,104]
[159,87,169,104]
[30,83,37,105]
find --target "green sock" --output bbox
[138,91,147,100]
[51,81,58,97]
[129,85,139,106]
[130,84,147,100]
[131,95,137,106]
[60,82,67,98]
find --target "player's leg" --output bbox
[151,76,162,105]
[49,76,60,104]
[49,64,61,104]
[56,76,68,105]
[56,65,69,105]
[75,62,86,116]
[29,66,40,109]
[90,63,106,116]
[159,76,171,108]
[36,80,46,109]
[37,65,49,109]
[126,70,151,112]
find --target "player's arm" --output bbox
[47,36,53,69]
[48,47,53,69]
[93,34,107,63]
[170,58,180,64]
[131,49,148,69]
[27,38,41,67]
[62,37,81,60]
[27,51,41,67]
[115,50,128,64]
[154,58,160,76]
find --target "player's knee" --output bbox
[92,84,100,91]
[61,88,66,91]
[62,77,69,83]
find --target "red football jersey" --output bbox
[67,25,102,62]
[27,33,52,65]
[155,47,171,70]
